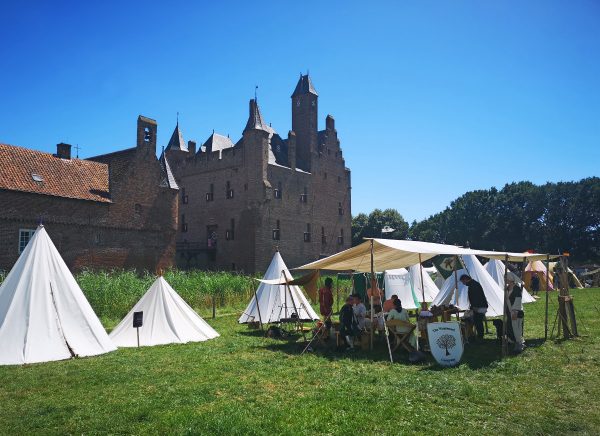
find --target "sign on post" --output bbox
[427,322,464,367]
[133,311,143,347]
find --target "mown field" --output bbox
[0,271,599,435]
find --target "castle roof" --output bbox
[291,74,318,97]
[0,143,111,202]
[165,123,188,152]
[159,152,179,189]
[200,132,235,154]
[244,99,273,133]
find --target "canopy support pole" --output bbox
[370,240,393,363]
[453,256,459,321]
[544,254,550,340]
[418,254,426,304]
[502,254,509,357]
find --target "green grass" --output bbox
[0,288,599,435]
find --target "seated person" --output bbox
[383,295,399,313]
[367,283,384,307]
[339,296,358,350]
[352,294,367,330]
[387,299,417,348]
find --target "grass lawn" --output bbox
[1,289,599,435]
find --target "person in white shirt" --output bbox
[352,294,367,330]
[387,299,416,348]
[507,278,525,353]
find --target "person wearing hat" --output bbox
[507,277,525,353]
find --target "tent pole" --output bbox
[418,253,426,304]
[544,254,550,340]
[453,256,459,321]
[370,240,393,363]
[370,240,375,351]
[254,286,264,330]
[502,254,509,357]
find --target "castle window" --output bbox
[304,223,311,243]
[338,176,341,183]
[182,188,188,204]
[144,127,151,143]
[244,183,248,191]
[134,203,142,216]
[94,233,101,246]
[273,220,281,240]
[300,187,308,203]
[338,202,344,216]
[18,229,35,254]
[226,181,234,199]
[338,228,344,245]
[226,218,235,241]
[274,182,282,199]
[324,172,328,180]
[206,184,214,202]
[181,214,188,232]
[321,226,326,245]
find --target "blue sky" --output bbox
[1,1,598,222]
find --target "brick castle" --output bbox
[0,74,351,274]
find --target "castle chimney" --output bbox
[56,143,71,159]
[288,131,296,170]
[188,140,197,154]
[326,114,335,131]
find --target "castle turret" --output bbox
[242,99,270,196]
[136,115,157,155]
[291,74,318,172]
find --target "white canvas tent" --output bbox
[432,255,510,317]
[384,265,439,309]
[109,276,219,347]
[239,252,319,324]
[0,225,116,365]
[484,259,536,303]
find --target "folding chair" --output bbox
[386,319,416,352]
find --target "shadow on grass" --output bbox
[255,333,531,370]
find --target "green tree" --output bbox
[352,209,409,246]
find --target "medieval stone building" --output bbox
[0,116,179,272]
[166,74,352,273]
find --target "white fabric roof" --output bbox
[239,252,318,323]
[484,259,536,304]
[384,265,440,310]
[432,255,508,317]
[109,277,219,347]
[296,239,554,272]
[0,225,116,365]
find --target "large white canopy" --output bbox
[0,225,116,365]
[296,238,555,272]
[239,252,319,323]
[432,255,509,317]
[484,259,536,303]
[384,266,440,309]
[109,276,219,347]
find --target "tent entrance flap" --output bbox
[49,282,76,358]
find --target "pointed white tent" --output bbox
[432,255,508,317]
[484,259,536,303]
[384,265,439,309]
[110,277,219,347]
[0,225,116,365]
[239,252,319,324]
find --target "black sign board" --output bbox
[133,311,143,328]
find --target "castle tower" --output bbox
[291,74,318,172]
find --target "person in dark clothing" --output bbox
[460,274,488,339]
[339,296,358,350]
[530,273,540,297]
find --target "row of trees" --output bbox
[352,177,600,263]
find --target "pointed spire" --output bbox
[291,74,318,98]
[244,99,269,133]
[165,121,188,152]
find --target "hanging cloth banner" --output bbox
[432,255,464,279]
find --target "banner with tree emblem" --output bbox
[432,255,464,279]
[427,322,464,367]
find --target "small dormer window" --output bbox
[31,173,44,182]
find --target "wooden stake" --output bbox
[544,254,550,340]
[212,295,216,319]
[502,254,509,357]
